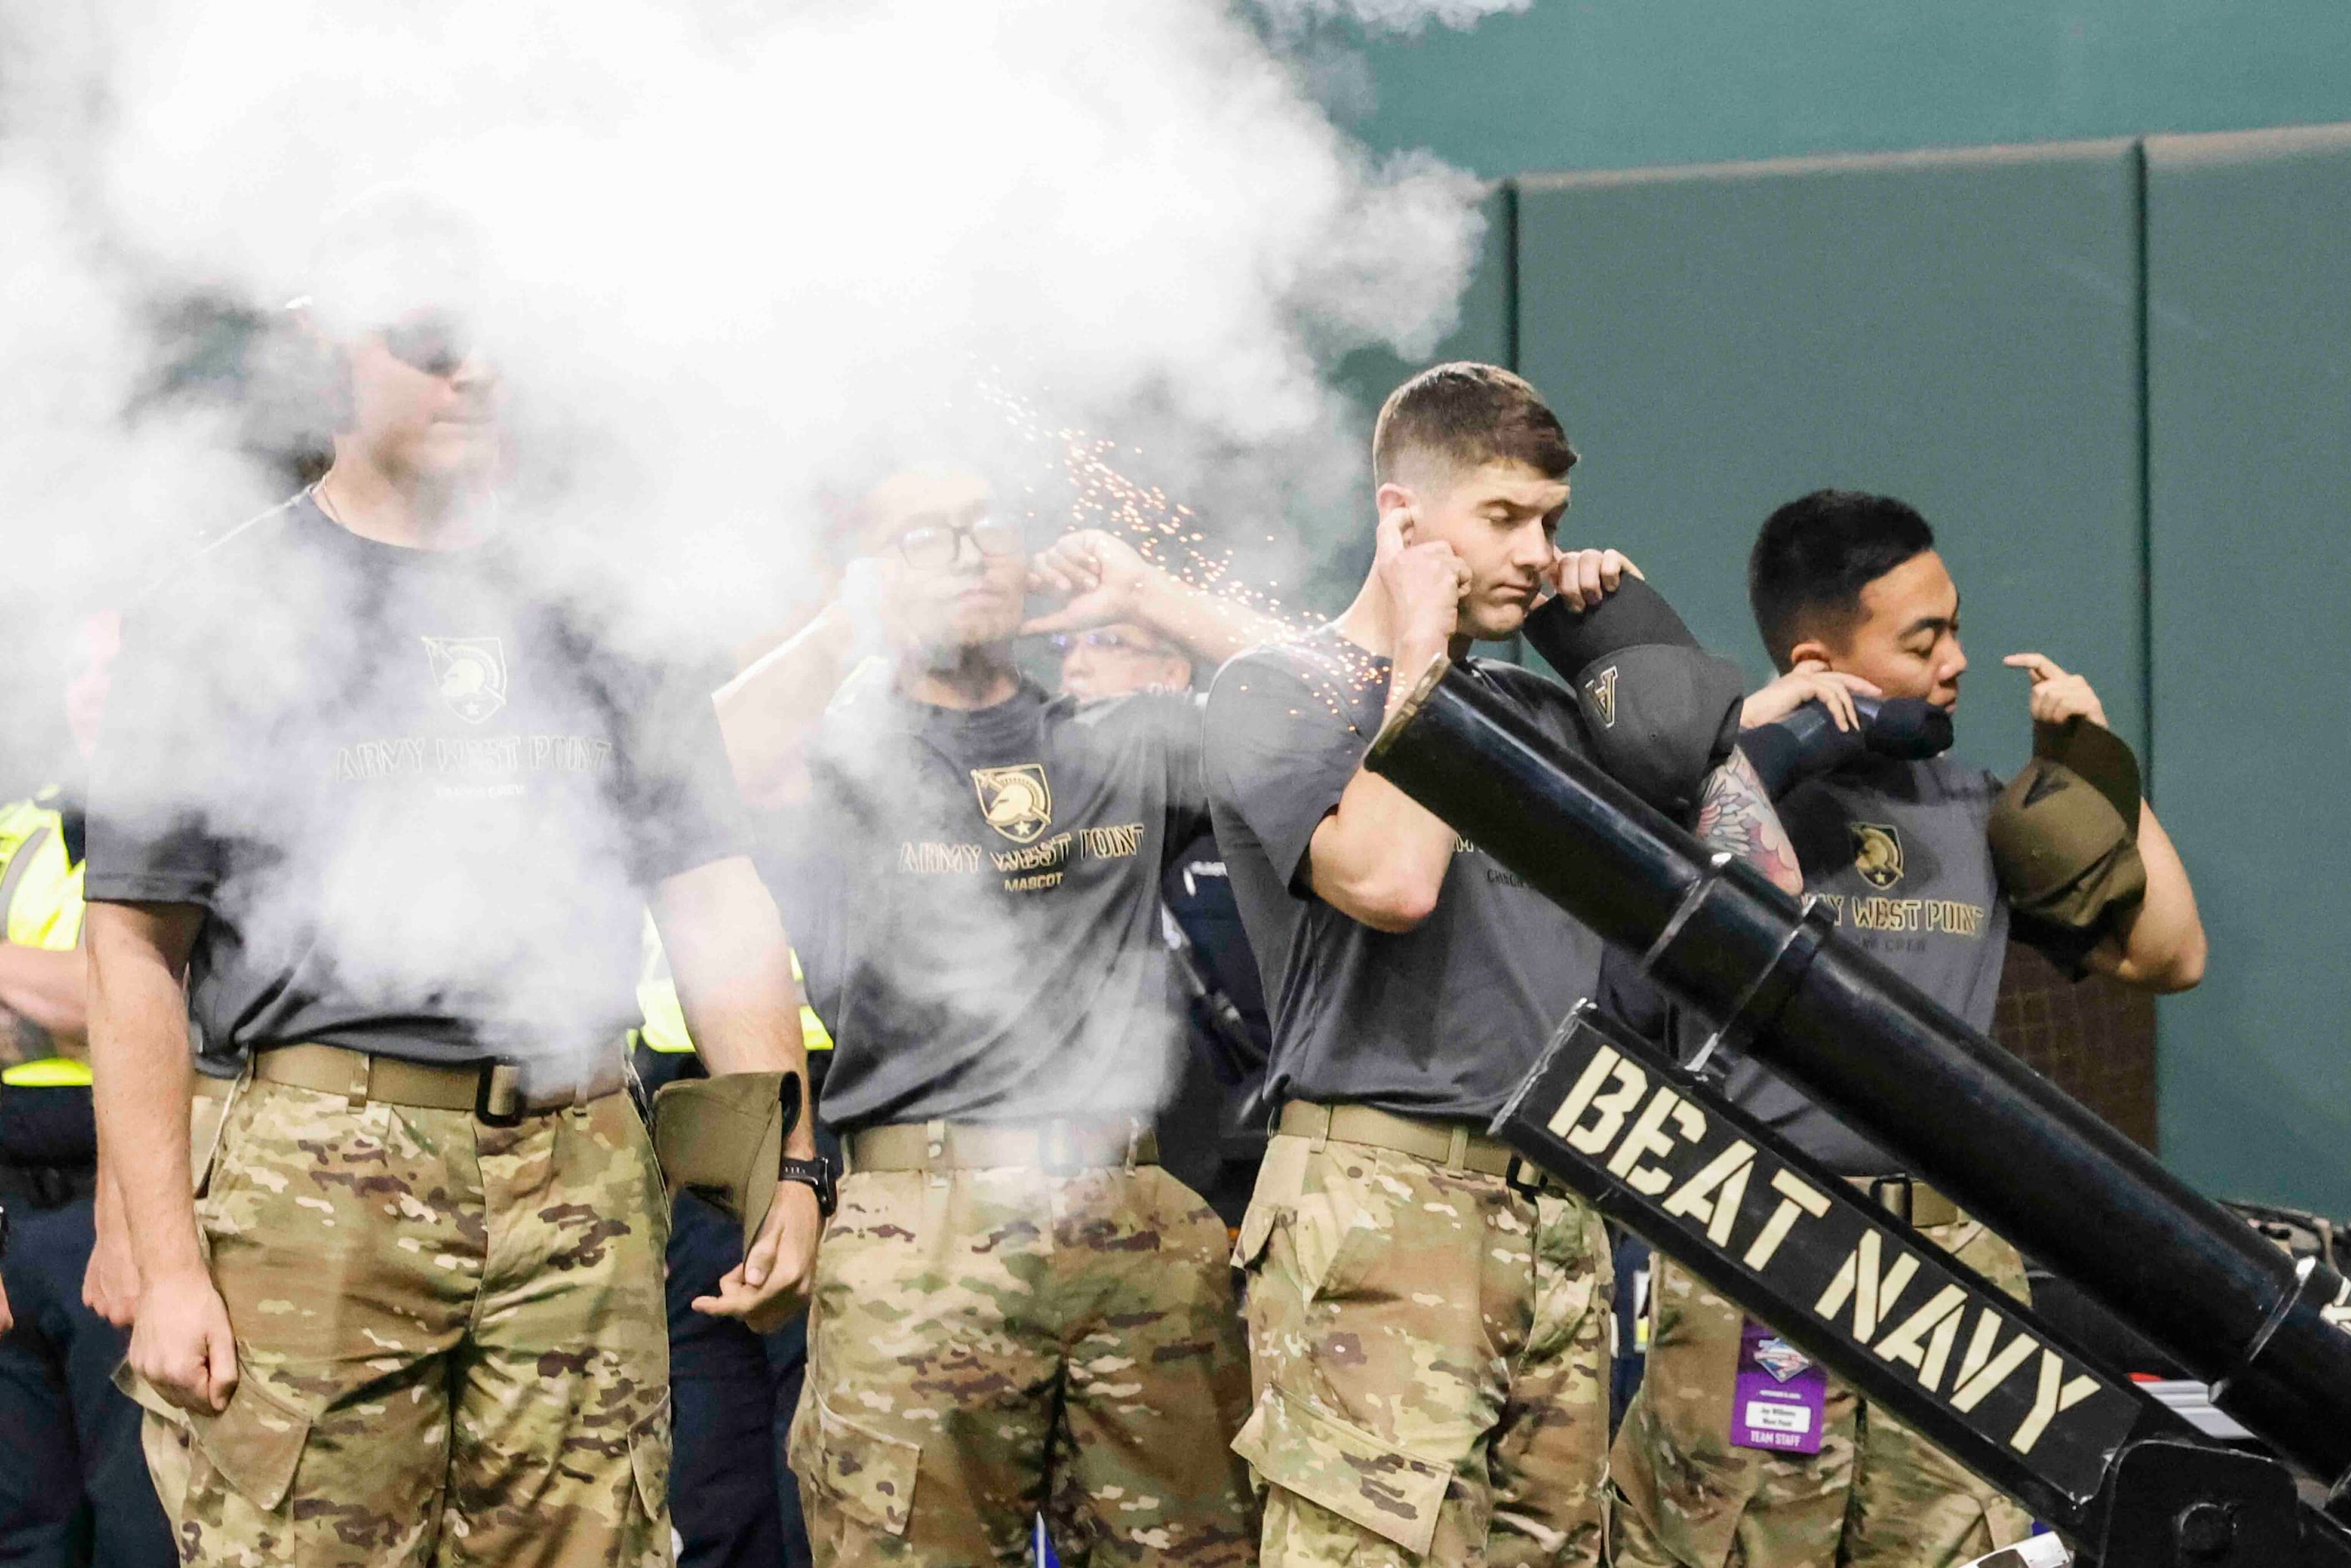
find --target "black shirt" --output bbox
[1720,755,2014,1173]
[86,494,746,1074]
[1204,629,1607,1121]
[788,670,1207,1134]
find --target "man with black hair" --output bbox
[719,472,1282,1565]
[1610,488,2206,1568]
[1205,362,1794,1568]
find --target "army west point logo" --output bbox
[971,763,1054,844]
[422,637,508,725]
[1850,822,1904,890]
[1585,665,1620,728]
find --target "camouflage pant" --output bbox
[144,1076,673,1567]
[790,1159,1256,1565]
[1234,1131,1614,1568]
[1610,1217,2033,1568]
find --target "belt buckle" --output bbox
[1505,1156,1556,1202]
[473,1061,527,1128]
[1870,1173,1914,1225]
[1039,1121,1081,1178]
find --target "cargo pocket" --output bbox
[628,1395,672,1522]
[1233,1385,1454,1558]
[793,1393,920,1538]
[1232,1135,1307,1269]
[1287,1148,1395,1305]
[187,1373,312,1512]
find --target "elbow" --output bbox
[2120,928,2207,994]
[1351,876,1440,934]
[2156,931,2208,994]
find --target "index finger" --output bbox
[2003,652,2063,682]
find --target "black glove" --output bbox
[1738,693,1953,801]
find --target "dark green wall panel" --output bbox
[1343,1,2351,181]
[1513,141,2147,775]
[2146,125,2351,1211]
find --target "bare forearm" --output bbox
[1696,749,1804,896]
[1307,647,1464,929]
[0,943,88,1044]
[2098,803,2206,991]
[87,911,203,1281]
[654,861,817,1158]
[712,602,857,807]
[1131,570,1289,668]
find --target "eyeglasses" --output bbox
[380,313,480,378]
[893,516,1024,570]
[1049,630,1177,657]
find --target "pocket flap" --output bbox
[189,1373,312,1512]
[628,1394,673,1519]
[802,1395,920,1538]
[1232,1386,1453,1556]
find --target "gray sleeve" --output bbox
[609,651,754,888]
[84,597,226,908]
[1141,691,1211,855]
[1204,658,1364,899]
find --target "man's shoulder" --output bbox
[1059,686,1201,737]
[1208,631,1381,718]
[128,495,317,618]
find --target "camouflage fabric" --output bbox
[791,1156,1256,1565]
[1233,1130,1614,1568]
[149,1075,673,1567]
[1611,1216,2033,1568]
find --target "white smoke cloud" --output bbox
[3,0,1509,1082]
[28,1,1494,625]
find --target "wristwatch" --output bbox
[777,1155,837,1218]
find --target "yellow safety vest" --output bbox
[0,787,93,1090]
[633,911,832,1056]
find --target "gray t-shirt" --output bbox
[789,674,1206,1134]
[1204,629,1606,1121]
[1721,754,2014,1173]
[87,494,747,1074]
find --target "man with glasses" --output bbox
[85,192,821,1566]
[715,470,1281,1566]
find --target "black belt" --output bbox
[0,1162,99,1208]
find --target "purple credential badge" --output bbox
[1732,1318,1828,1455]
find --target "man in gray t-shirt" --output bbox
[1611,489,2208,1568]
[84,201,818,1565]
[716,469,1284,1565]
[1205,363,1784,1568]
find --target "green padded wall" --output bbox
[1344,2,2351,180]
[1512,140,2147,776]
[2145,124,2351,1211]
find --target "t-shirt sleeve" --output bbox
[1145,691,1211,856]
[609,652,754,888]
[85,595,229,907]
[1204,654,1368,900]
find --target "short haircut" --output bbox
[1372,362,1578,487]
[1748,490,1937,670]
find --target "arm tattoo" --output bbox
[1694,747,1804,896]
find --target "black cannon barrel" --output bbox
[1366,658,2351,1500]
